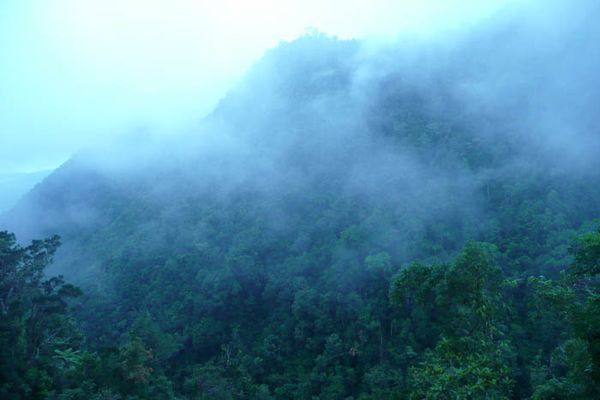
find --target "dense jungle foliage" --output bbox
[2,29,600,399]
[1,224,599,399]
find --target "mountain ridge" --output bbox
[2,21,600,398]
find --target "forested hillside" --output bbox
[0,170,51,213]
[1,7,600,399]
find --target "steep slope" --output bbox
[1,13,600,397]
[0,170,52,213]
[4,29,599,280]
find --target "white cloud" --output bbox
[0,0,519,172]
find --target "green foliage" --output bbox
[391,243,515,398]
[570,227,600,277]
[0,231,81,399]
[407,337,513,399]
[3,35,600,399]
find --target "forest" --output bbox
[1,5,600,399]
[1,226,599,399]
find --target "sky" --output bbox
[0,0,520,174]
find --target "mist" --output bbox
[1,1,600,398]
[1,0,597,251]
[0,0,516,174]
[1,0,596,258]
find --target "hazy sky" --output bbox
[0,0,519,173]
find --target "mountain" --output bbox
[4,29,600,281]
[2,7,600,398]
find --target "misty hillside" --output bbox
[5,31,600,281]
[2,7,600,399]
[0,170,52,213]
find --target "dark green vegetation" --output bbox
[2,19,600,400]
[2,228,600,399]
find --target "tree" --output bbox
[571,227,600,392]
[530,227,600,398]
[391,242,515,398]
[570,227,600,278]
[0,231,81,399]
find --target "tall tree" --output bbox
[0,231,81,399]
